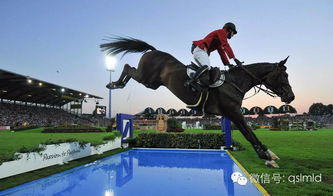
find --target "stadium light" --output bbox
[104,55,117,119]
[27,79,32,84]
[105,55,117,71]
[38,82,43,86]
[61,88,65,92]
[105,190,114,196]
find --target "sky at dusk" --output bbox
[1,0,332,116]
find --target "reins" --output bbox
[226,64,280,100]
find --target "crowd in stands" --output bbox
[245,116,271,126]
[170,114,333,128]
[176,116,220,126]
[269,114,333,125]
[243,114,333,127]
[2,101,333,129]
[0,103,108,128]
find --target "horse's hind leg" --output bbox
[123,64,161,89]
[106,64,132,89]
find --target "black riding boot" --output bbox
[185,65,209,88]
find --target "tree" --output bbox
[327,104,333,115]
[308,103,327,115]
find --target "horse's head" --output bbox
[263,57,295,104]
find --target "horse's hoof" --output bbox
[106,83,114,89]
[267,149,280,160]
[106,82,124,89]
[265,160,280,168]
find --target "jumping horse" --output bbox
[100,37,295,168]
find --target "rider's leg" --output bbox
[185,46,211,87]
[190,65,209,81]
[192,45,211,69]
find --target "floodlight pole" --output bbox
[108,70,113,119]
[105,55,117,119]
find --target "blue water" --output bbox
[0,149,262,196]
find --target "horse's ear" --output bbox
[279,56,289,66]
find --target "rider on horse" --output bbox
[186,22,243,87]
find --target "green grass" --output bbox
[230,129,333,196]
[0,128,120,163]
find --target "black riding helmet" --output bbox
[223,22,237,34]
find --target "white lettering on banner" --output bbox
[67,149,81,156]
[42,148,82,161]
[42,153,61,161]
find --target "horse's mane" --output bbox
[227,62,273,74]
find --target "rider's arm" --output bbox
[217,29,236,62]
[217,48,230,65]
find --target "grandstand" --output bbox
[0,69,105,128]
[135,106,333,129]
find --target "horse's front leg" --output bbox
[227,111,280,168]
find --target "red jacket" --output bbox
[193,28,235,65]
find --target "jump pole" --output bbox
[116,113,134,147]
[221,117,233,150]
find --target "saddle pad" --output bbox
[187,67,225,88]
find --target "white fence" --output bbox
[0,138,121,179]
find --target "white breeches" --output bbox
[192,46,211,69]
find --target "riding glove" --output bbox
[234,58,242,66]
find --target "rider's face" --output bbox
[228,31,234,39]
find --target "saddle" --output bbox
[185,63,226,113]
[186,62,225,92]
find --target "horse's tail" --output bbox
[100,36,156,57]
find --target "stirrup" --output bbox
[195,65,209,78]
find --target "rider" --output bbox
[187,22,242,86]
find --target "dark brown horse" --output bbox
[100,37,295,168]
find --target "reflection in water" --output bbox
[0,149,262,196]
[116,153,133,187]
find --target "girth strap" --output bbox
[186,89,209,113]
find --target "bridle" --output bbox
[228,64,284,100]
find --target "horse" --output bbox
[100,37,295,168]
